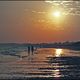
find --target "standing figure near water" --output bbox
[28,46,30,54]
[31,45,34,54]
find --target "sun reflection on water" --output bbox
[55,49,63,57]
[51,49,63,78]
[52,69,61,78]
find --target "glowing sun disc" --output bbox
[53,11,61,17]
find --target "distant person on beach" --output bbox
[28,46,30,54]
[31,45,34,54]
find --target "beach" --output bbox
[0,46,80,80]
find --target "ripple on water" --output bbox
[0,48,80,79]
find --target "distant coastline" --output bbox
[0,41,80,51]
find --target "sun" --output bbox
[52,11,61,18]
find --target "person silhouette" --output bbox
[31,45,34,54]
[28,46,30,55]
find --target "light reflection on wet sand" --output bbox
[0,48,80,79]
[55,49,63,57]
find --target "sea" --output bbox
[0,44,80,80]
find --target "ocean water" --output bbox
[0,45,80,80]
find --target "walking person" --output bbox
[31,45,34,55]
[28,46,30,55]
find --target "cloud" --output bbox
[45,1,80,16]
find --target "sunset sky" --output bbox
[0,1,80,43]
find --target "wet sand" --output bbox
[0,48,80,80]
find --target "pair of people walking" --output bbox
[28,45,34,54]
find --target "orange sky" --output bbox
[0,1,80,43]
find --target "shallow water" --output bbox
[0,48,80,79]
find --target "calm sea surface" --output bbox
[0,46,80,80]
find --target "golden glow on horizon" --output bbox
[55,49,62,57]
